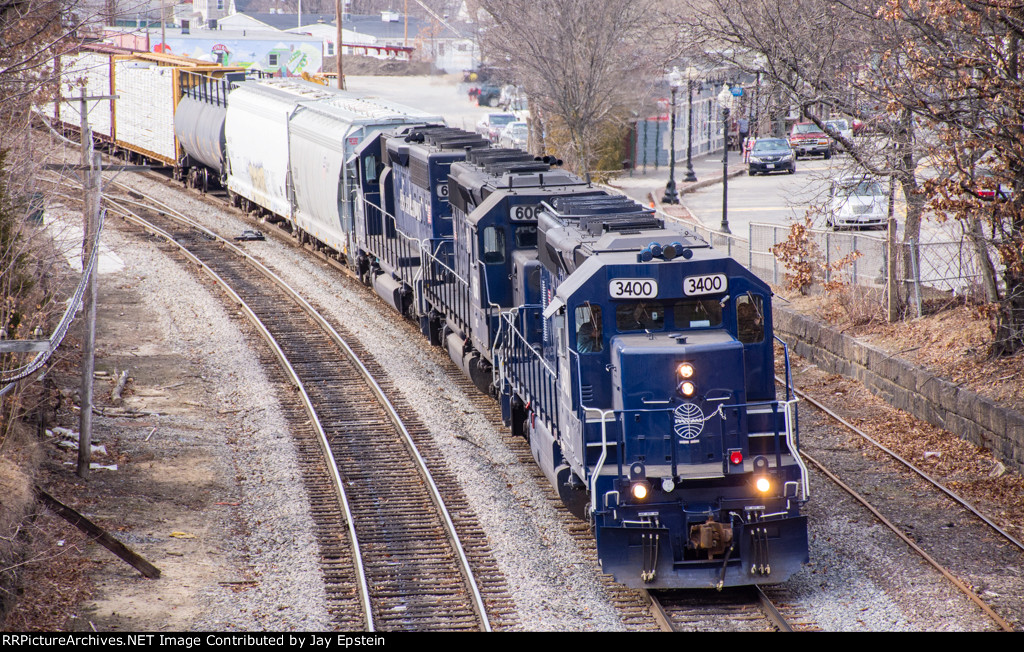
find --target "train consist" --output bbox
[61,62,810,589]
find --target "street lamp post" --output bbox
[683,70,698,183]
[662,67,683,204]
[718,84,736,234]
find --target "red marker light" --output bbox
[729,451,743,465]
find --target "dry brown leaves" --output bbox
[781,291,1024,413]
[779,290,1024,542]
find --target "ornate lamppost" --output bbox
[717,84,736,234]
[662,67,683,204]
[683,67,699,183]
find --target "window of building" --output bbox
[268,53,279,67]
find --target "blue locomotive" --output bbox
[351,126,810,589]
[167,77,809,589]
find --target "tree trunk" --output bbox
[992,270,1024,356]
[967,215,1000,303]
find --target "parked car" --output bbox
[973,165,1012,201]
[498,121,528,150]
[475,112,516,142]
[825,118,853,147]
[476,84,502,107]
[789,122,832,159]
[826,176,887,229]
[747,138,796,175]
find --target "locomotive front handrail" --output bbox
[568,354,808,504]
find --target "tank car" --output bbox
[174,77,444,258]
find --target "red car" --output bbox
[788,122,832,159]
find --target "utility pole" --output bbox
[336,0,344,89]
[886,173,898,322]
[78,91,101,479]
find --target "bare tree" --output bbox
[878,0,1024,355]
[687,0,936,310]
[477,0,679,173]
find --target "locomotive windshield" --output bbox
[616,302,663,331]
[515,224,537,248]
[675,299,722,328]
[614,299,722,332]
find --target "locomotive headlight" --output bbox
[677,362,694,379]
[631,482,650,501]
[755,476,771,493]
[680,381,696,397]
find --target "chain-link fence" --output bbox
[676,215,993,317]
[748,223,888,287]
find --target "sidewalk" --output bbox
[608,150,748,226]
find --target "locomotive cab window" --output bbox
[482,226,506,264]
[362,154,378,184]
[616,301,664,331]
[575,304,603,353]
[736,294,765,343]
[673,299,722,329]
[515,224,537,248]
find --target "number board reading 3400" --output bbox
[609,278,658,299]
[683,273,727,296]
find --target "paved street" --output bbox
[344,75,965,245]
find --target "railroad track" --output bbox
[101,184,514,631]
[646,586,797,631]
[104,169,1022,632]
[786,375,1023,632]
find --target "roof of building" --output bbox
[229,11,474,39]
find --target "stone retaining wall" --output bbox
[774,307,1024,474]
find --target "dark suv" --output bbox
[789,122,832,159]
[748,138,796,175]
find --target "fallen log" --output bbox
[35,487,161,579]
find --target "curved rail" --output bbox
[802,450,1012,631]
[785,379,1024,553]
[104,185,492,631]
[104,196,376,629]
[782,376,1016,632]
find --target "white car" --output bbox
[498,121,528,150]
[825,118,854,148]
[475,112,516,142]
[826,177,888,230]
